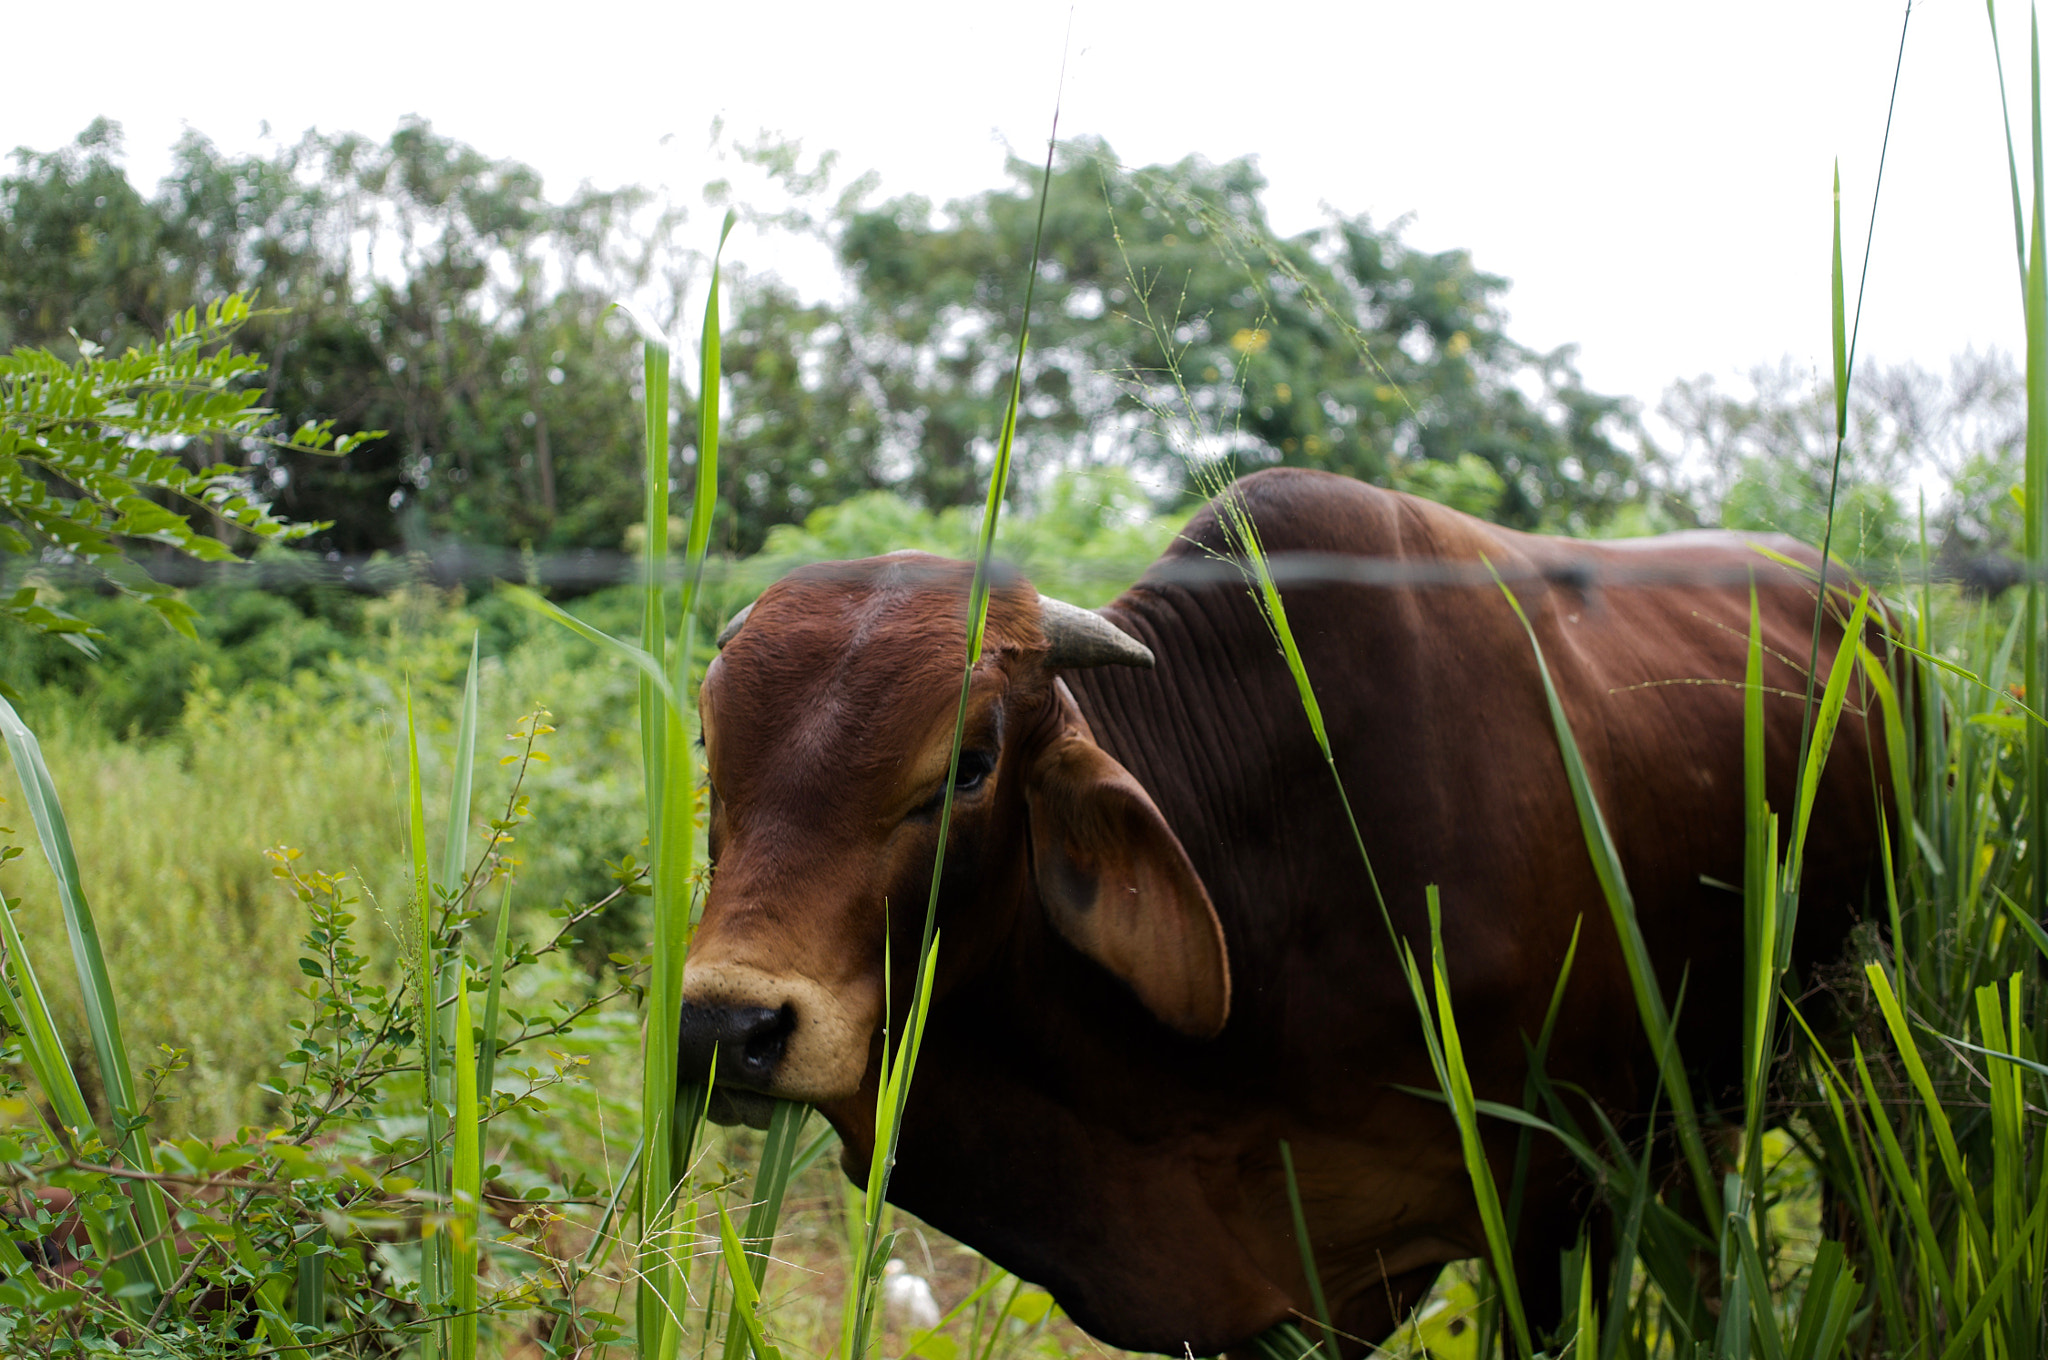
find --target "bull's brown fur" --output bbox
[687,469,1888,1356]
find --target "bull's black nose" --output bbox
[676,1002,796,1088]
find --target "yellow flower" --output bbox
[1230,328,1270,355]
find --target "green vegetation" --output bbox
[2,13,2047,1360]
[0,294,370,649]
[0,115,1689,568]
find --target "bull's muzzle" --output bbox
[675,960,874,1123]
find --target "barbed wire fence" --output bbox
[1,542,2034,602]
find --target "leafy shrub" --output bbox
[0,294,371,652]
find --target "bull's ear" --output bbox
[1025,725,1231,1038]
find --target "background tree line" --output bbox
[0,117,2029,574]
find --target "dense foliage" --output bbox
[1,121,1691,567]
[0,295,369,649]
[830,140,1676,533]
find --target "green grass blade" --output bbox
[1785,1240,1860,1360]
[1572,1233,1597,1360]
[405,682,446,1358]
[1832,162,1848,438]
[1864,962,1995,1268]
[294,1227,327,1336]
[2026,3,2048,926]
[739,1100,807,1285]
[1787,590,1874,883]
[0,892,144,1291]
[1935,1191,2047,1360]
[1247,1322,1322,1360]
[1788,1003,1910,1346]
[636,310,673,831]
[636,209,731,1359]
[440,634,481,898]
[1502,915,1582,1324]
[1925,1022,2048,1079]
[451,962,481,1360]
[787,1124,841,1179]
[1598,1092,1663,1360]
[902,1265,1015,1360]
[1848,1035,1949,1331]
[0,693,174,1297]
[848,929,942,1359]
[1220,501,1396,941]
[1486,564,1718,1222]
[498,584,683,716]
[684,211,736,616]
[1741,582,1776,1208]
[1974,977,2024,1336]
[632,313,680,1357]
[475,879,513,1109]
[722,1100,810,1360]
[847,100,1063,1360]
[1991,0,2031,285]
[1424,885,1534,1360]
[1278,1140,1337,1359]
[716,1202,785,1360]
[1803,4,1908,800]
[1855,644,1918,934]
[1726,1202,1788,1360]
[2004,894,2048,961]
[0,891,97,1140]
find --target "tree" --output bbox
[4,123,1675,560]
[830,139,1664,530]
[711,278,888,553]
[1657,351,2024,565]
[0,119,182,355]
[4,120,696,556]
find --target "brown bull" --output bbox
[681,468,1889,1355]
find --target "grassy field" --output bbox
[4,22,2048,1357]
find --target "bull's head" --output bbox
[679,554,1230,1132]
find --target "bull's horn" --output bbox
[1038,596,1154,670]
[715,602,754,649]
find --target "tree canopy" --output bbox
[0,120,1740,577]
[835,140,1668,533]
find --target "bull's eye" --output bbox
[910,749,996,819]
[953,748,994,793]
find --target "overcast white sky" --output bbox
[9,0,2026,430]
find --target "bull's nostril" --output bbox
[740,1005,795,1071]
[677,1000,798,1090]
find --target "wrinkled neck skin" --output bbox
[813,580,1479,1358]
